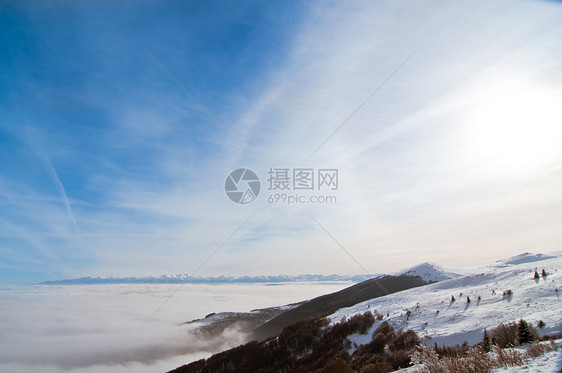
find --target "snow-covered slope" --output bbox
[396,262,461,283]
[331,253,562,349]
[492,340,562,373]
[492,252,557,267]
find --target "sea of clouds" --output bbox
[0,282,349,373]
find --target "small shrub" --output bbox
[464,347,494,372]
[316,357,354,373]
[525,341,558,358]
[537,320,545,329]
[411,345,494,373]
[389,329,420,352]
[493,346,523,367]
[359,362,392,373]
[540,333,562,341]
[368,332,387,354]
[372,321,393,338]
[373,311,384,321]
[434,343,469,358]
[386,349,410,369]
[410,344,440,366]
[491,322,518,348]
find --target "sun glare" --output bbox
[466,81,562,174]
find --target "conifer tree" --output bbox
[517,319,534,345]
[482,329,491,352]
[534,271,540,279]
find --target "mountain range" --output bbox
[39,253,485,285]
[39,273,375,285]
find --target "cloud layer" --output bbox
[0,283,348,372]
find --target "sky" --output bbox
[1,0,562,283]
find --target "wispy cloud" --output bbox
[32,145,80,234]
[1,0,562,283]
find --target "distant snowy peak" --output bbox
[493,252,557,267]
[39,273,374,285]
[396,262,460,283]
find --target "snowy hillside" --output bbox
[331,253,562,349]
[492,252,557,267]
[170,253,561,373]
[396,262,461,283]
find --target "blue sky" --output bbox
[1,0,562,283]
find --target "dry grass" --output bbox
[524,341,558,358]
[411,346,494,373]
[410,343,556,372]
[493,346,523,367]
